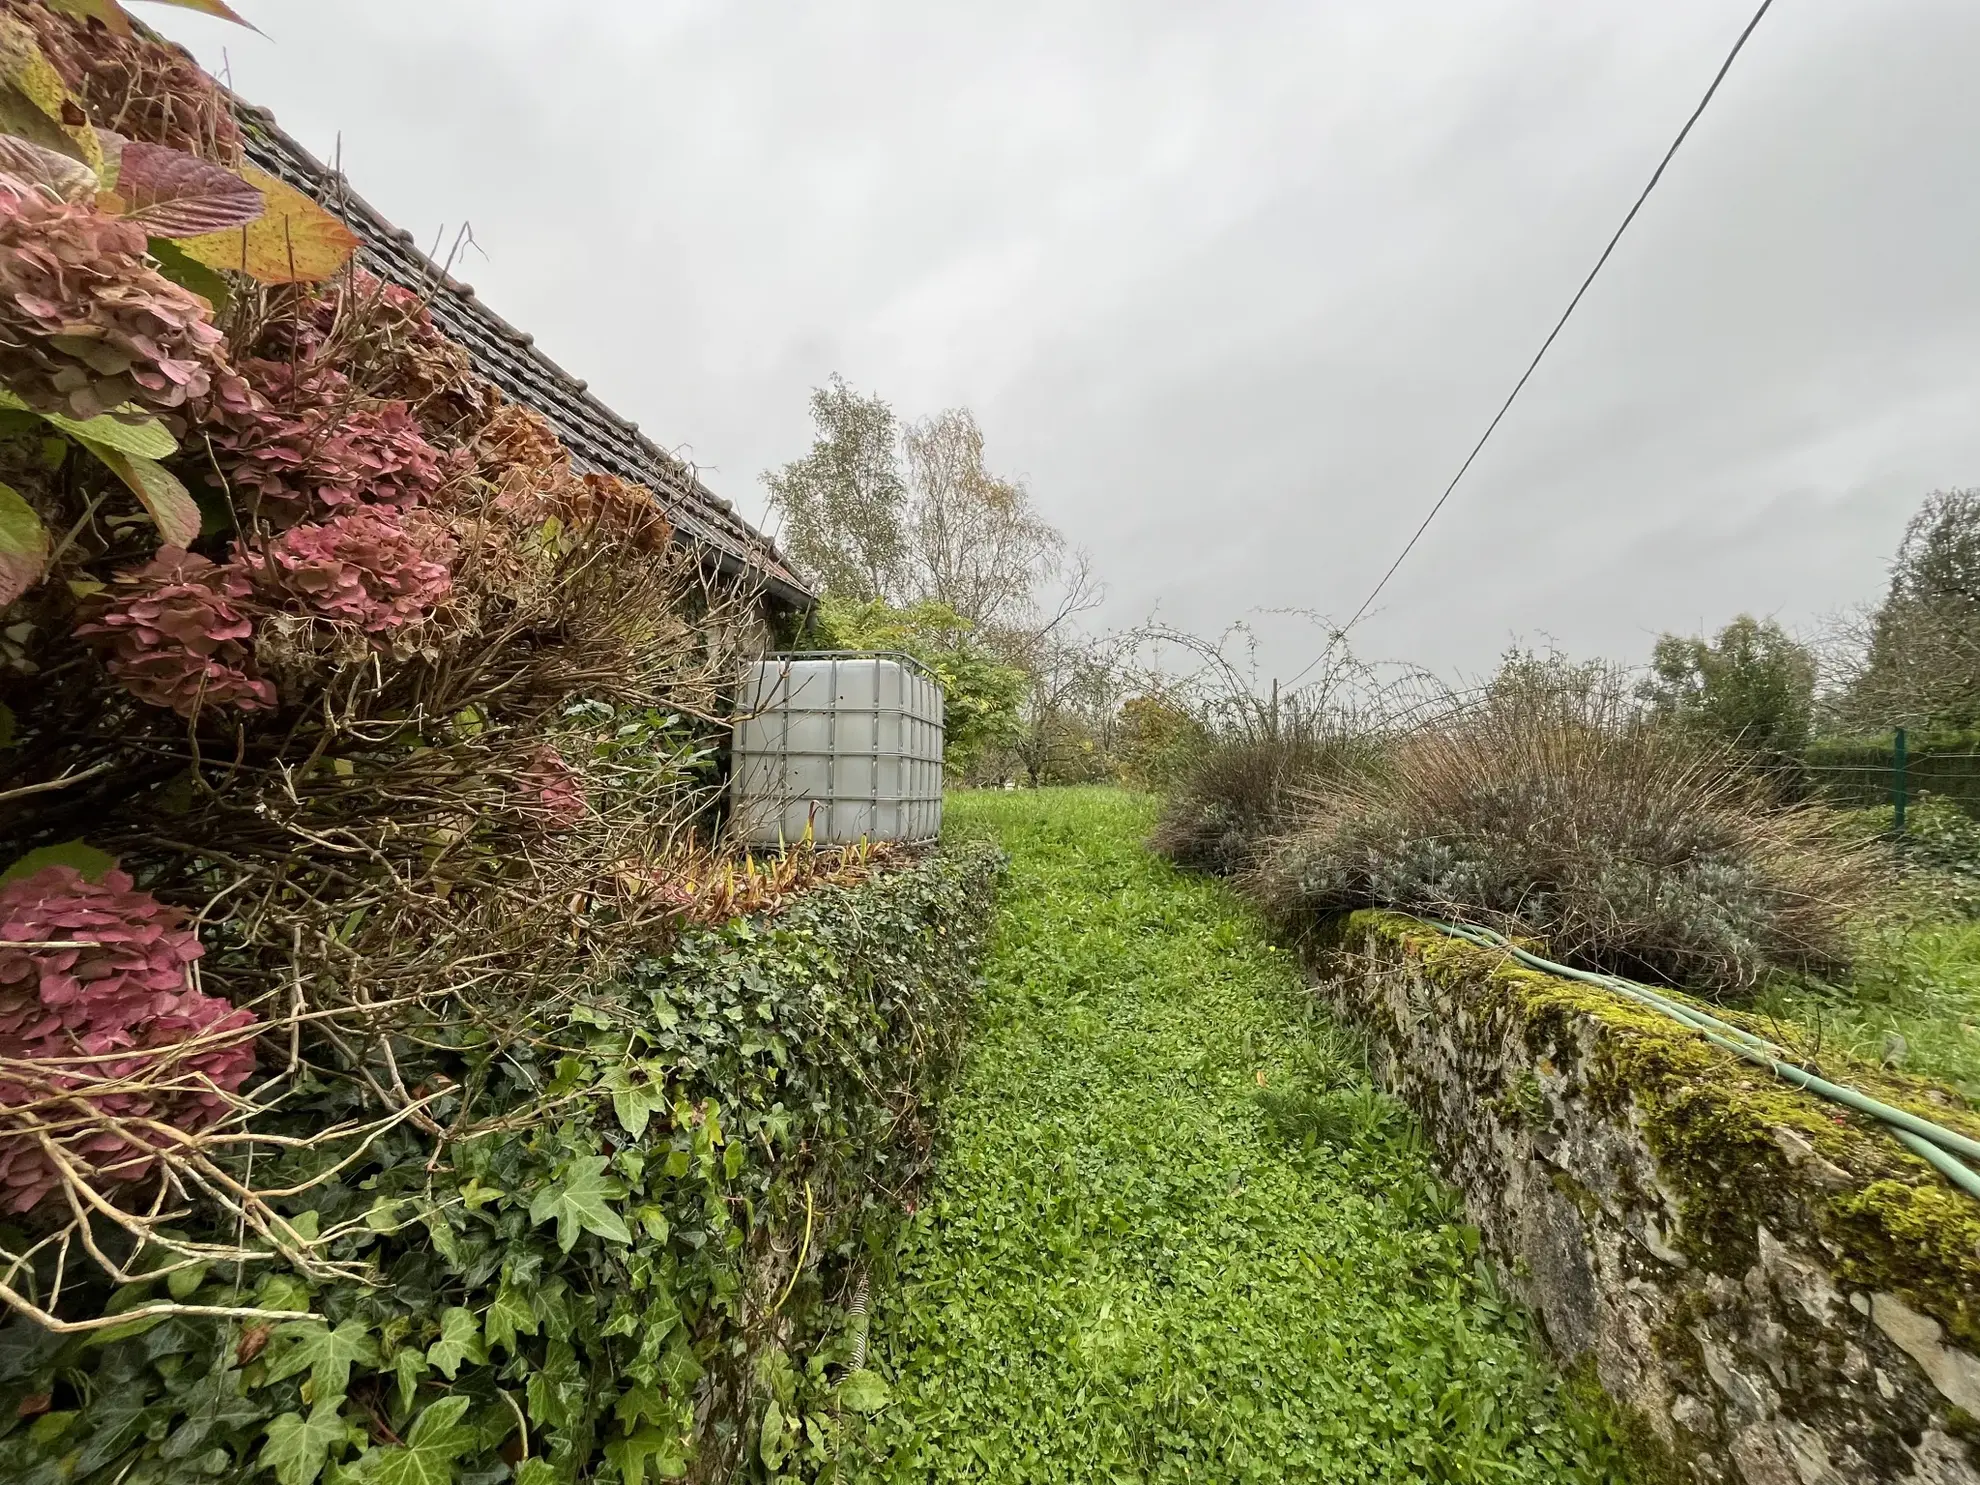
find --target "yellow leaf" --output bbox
[77,440,200,547]
[174,168,359,285]
[0,14,104,175]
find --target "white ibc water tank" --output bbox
[730,653,945,845]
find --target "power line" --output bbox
[1285,0,1777,690]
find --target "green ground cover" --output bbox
[1761,798,1980,1101]
[848,788,1639,1484]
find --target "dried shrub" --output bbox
[0,179,226,420]
[1249,670,1876,998]
[1151,728,1376,878]
[0,866,257,1213]
[74,545,274,715]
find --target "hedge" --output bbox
[0,841,1002,1485]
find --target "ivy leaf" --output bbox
[527,1155,631,1253]
[261,1399,347,1485]
[603,1424,688,1485]
[605,1066,668,1139]
[175,168,359,285]
[390,1347,426,1417]
[836,1369,891,1415]
[347,1394,476,1485]
[2,841,117,883]
[264,1319,379,1408]
[116,139,265,237]
[482,1286,537,1358]
[0,479,49,607]
[423,1307,485,1381]
[76,440,201,547]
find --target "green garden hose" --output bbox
[1418,919,1980,1202]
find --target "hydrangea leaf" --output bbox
[42,2,135,38]
[118,141,264,237]
[149,236,233,315]
[175,168,358,285]
[143,0,255,27]
[77,440,201,547]
[0,15,104,173]
[0,132,95,200]
[1,841,118,884]
[0,478,49,607]
[527,1154,631,1253]
[260,1399,347,1485]
[0,385,180,460]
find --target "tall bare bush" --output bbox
[1249,665,1875,999]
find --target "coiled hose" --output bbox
[1419,919,1980,1202]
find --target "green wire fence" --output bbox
[1418,918,1980,1203]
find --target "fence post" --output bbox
[1893,726,1909,837]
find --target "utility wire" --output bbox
[1285,0,1777,691]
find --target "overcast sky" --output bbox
[155,0,1980,684]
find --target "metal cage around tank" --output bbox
[729,652,945,846]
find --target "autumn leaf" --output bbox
[0,479,49,608]
[117,140,264,237]
[175,168,358,285]
[46,0,256,32]
[0,133,95,200]
[0,13,103,174]
[77,441,201,547]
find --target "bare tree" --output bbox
[901,408,1062,637]
[762,375,906,601]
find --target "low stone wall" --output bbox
[1316,912,1980,1485]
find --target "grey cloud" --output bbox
[158,0,1980,681]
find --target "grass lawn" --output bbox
[847,788,1641,1484]
[1765,915,1980,1103]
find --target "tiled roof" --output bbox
[229,101,812,611]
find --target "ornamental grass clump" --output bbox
[1249,668,1877,999]
[1150,725,1380,878]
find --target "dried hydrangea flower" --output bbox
[201,358,448,526]
[520,745,587,831]
[0,866,257,1213]
[0,179,226,421]
[248,506,455,633]
[75,546,276,715]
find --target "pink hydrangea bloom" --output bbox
[248,506,455,633]
[202,357,448,527]
[75,546,276,716]
[521,746,586,831]
[0,866,257,1214]
[0,179,225,421]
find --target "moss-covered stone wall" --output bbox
[1318,911,1980,1485]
